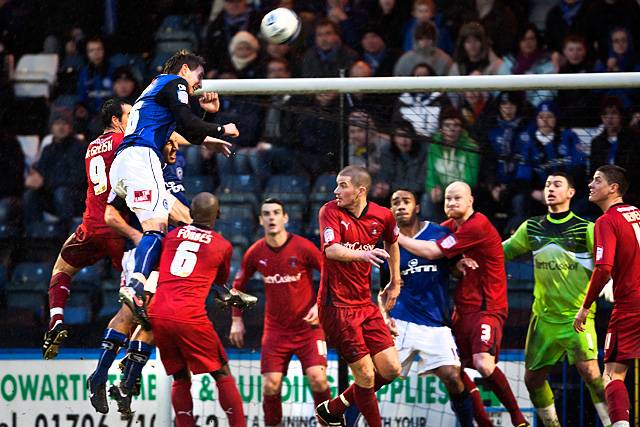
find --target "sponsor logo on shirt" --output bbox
[402,258,438,275]
[263,272,302,284]
[535,260,579,271]
[324,227,335,243]
[340,220,350,230]
[341,242,376,251]
[133,190,152,203]
[440,235,457,249]
[259,259,268,267]
[596,246,603,262]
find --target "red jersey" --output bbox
[81,132,124,236]
[594,204,640,311]
[232,233,322,331]
[438,212,508,313]
[149,224,232,324]
[318,200,399,307]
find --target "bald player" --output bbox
[146,193,245,427]
[397,181,529,427]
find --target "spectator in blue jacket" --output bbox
[76,37,113,114]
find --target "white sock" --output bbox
[50,307,64,318]
[536,404,561,427]
[612,422,629,427]
[594,401,611,426]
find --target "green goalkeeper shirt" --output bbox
[503,211,595,323]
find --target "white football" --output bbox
[260,8,301,45]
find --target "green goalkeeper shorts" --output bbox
[525,314,598,371]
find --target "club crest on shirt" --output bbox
[133,190,152,203]
[441,235,457,249]
[371,221,381,236]
[288,256,298,268]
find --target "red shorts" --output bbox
[60,225,124,270]
[604,310,640,363]
[261,325,327,375]
[319,303,394,364]
[151,318,228,375]
[452,310,506,366]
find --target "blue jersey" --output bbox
[164,151,189,207]
[389,222,452,327]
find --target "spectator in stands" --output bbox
[498,23,557,107]
[366,0,409,50]
[393,63,451,138]
[57,35,85,95]
[514,101,588,217]
[371,121,426,205]
[393,21,452,76]
[265,41,300,75]
[0,127,24,225]
[226,30,263,79]
[585,0,640,64]
[555,34,599,127]
[348,110,389,176]
[593,27,640,109]
[325,0,368,50]
[111,67,139,105]
[346,60,394,123]
[402,0,454,55]
[590,96,640,206]
[359,26,400,77]
[76,36,113,114]
[630,106,640,131]
[544,0,590,54]
[449,21,502,76]
[459,0,519,58]
[424,106,480,220]
[201,0,261,77]
[23,110,86,228]
[457,70,492,134]
[301,19,358,78]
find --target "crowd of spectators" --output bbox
[1,0,640,242]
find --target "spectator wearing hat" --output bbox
[371,121,426,205]
[359,26,400,77]
[224,30,263,79]
[590,96,640,205]
[76,36,113,114]
[301,19,358,78]
[23,109,86,227]
[111,67,139,105]
[423,106,480,220]
[458,0,518,58]
[514,101,587,215]
[449,21,502,76]
[393,21,452,76]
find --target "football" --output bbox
[260,8,301,45]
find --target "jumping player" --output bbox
[314,165,402,427]
[382,189,476,426]
[397,181,529,427]
[42,98,132,360]
[229,198,331,426]
[148,192,245,427]
[110,49,237,326]
[504,173,610,427]
[574,165,640,427]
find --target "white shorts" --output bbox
[120,248,159,294]
[394,318,460,376]
[109,146,170,222]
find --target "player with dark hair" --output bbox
[397,181,529,427]
[505,172,610,426]
[315,165,402,427]
[110,49,237,327]
[574,165,639,427]
[381,188,476,426]
[230,198,331,426]
[149,192,245,427]
[42,98,133,359]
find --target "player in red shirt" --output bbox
[146,192,245,427]
[42,98,132,360]
[574,165,640,427]
[314,166,402,427]
[229,198,331,426]
[397,181,529,427]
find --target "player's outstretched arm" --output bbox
[325,244,389,266]
[574,264,613,332]
[397,233,443,260]
[104,204,143,246]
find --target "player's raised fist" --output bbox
[199,91,220,113]
[223,123,240,138]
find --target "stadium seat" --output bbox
[181,145,202,175]
[183,175,215,198]
[6,289,46,318]
[10,262,52,290]
[310,173,337,203]
[72,264,103,287]
[506,261,534,290]
[263,175,310,204]
[12,54,59,98]
[307,203,323,237]
[108,53,146,84]
[23,222,67,262]
[148,52,174,80]
[217,175,260,206]
[284,203,305,221]
[222,204,255,222]
[216,218,255,247]
[286,218,304,235]
[16,135,41,169]
[98,289,120,318]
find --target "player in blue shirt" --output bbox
[109,50,237,327]
[380,189,476,427]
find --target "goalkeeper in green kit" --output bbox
[503,172,611,427]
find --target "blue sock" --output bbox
[450,389,474,427]
[122,341,154,393]
[89,328,127,392]
[133,231,163,280]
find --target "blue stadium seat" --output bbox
[98,289,120,318]
[506,261,534,290]
[64,287,94,325]
[24,222,67,261]
[72,264,103,286]
[222,204,255,220]
[10,262,52,290]
[216,218,255,247]
[285,203,305,220]
[286,219,304,235]
[109,53,146,83]
[217,175,260,206]
[183,175,214,198]
[264,175,310,204]
[307,203,323,237]
[310,173,337,203]
[181,145,202,175]
[26,221,66,240]
[0,223,18,240]
[148,52,174,80]
[6,289,46,318]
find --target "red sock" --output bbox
[263,393,282,426]
[353,384,381,427]
[485,367,526,426]
[48,272,72,328]
[172,378,195,427]
[605,379,630,423]
[216,375,245,427]
[313,388,332,408]
[461,372,493,427]
[327,372,392,415]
